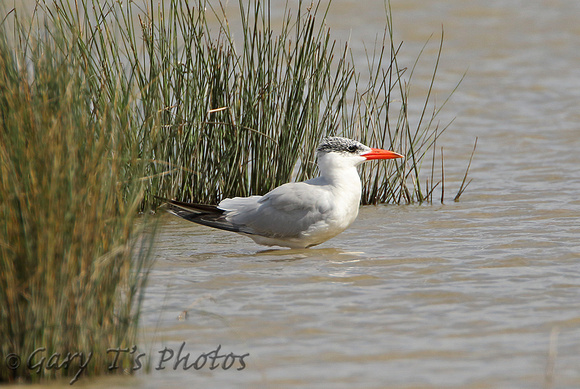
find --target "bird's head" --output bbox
[316,137,404,169]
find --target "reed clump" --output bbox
[46,0,461,207]
[0,10,153,384]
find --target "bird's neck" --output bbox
[317,154,363,199]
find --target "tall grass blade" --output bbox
[454,137,478,202]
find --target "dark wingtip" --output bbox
[156,196,254,235]
[155,196,224,215]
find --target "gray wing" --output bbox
[218,180,333,238]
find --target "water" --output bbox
[16,0,580,387]
[132,1,580,386]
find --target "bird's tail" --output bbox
[155,196,252,234]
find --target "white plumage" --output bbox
[161,137,403,248]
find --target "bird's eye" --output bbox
[347,145,358,152]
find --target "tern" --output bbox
[160,137,403,248]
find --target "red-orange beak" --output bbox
[362,148,405,161]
